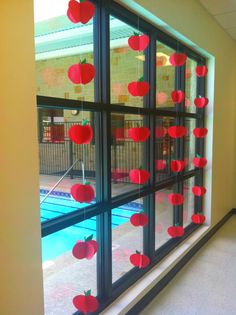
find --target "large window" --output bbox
[35,1,207,314]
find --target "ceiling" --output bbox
[199,0,236,40]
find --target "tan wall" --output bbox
[0,1,44,315]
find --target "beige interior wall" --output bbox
[0,1,44,315]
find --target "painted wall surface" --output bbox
[0,1,44,315]
[117,0,236,225]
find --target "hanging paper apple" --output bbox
[68,59,96,84]
[167,225,184,238]
[192,186,206,196]
[67,0,95,24]
[128,76,150,97]
[71,182,95,203]
[171,90,185,103]
[72,235,98,260]
[129,167,150,185]
[128,127,150,142]
[168,193,184,205]
[195,65,208,77]
[193,156,207,168]
[192,213,206,224]
[155,126,167,138]
[130,212,148,227]
[169,52,187,66]
[194,97,209,108]
[171,160,185,172]
[73,290,99,314]
[155,159,167,171]
[130,251,150,268]
[193,127,208,138]
[68,120,93,144]
[168,126,187,138]
[128,32,150,51]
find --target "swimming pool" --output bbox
[40,191,142,262]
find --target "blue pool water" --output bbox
[40,191,142,262]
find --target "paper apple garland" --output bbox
[155,126,167,138]
[130,212,148,227]
[130,251,150,268]
[168,225,184,238]
[128,127,150,142]
[72,235,98,260]
[169,52,187,67]
[129,167,150,185]
[171,90,185,103]
[71,182,95,203]
[195,65,208,77]
[128,77,150,96]
[192,186,206,196]
[128,32,149,51]
[194,97,209,108]
[68,59,96,85]
[67,0,95,24]
[168,126,187,138]
[192,213,206,224]
[68,120,93,144]
[155,159,167,171]
[193,127,208,138]
[193,156,207,168]
[168,193,184,205]
[171,160,185,172]
[73,290,99,314]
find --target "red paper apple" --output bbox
[192,213,206,224]
[71,182,95,203]
[128,77,150,96]
[72,235,98,260]
[130,251,150,268]
[155,159,167,171]
[171,160,185,172]
[67,0,95,24]
[155,126,167,138]
[68,120,93,144]
[195,65,208,77]
[168,126,187,138]
[193,127,208,138]
[169,52,187,66]
[128,127,150,142]
[192,186,206,196]
[129,168,150,185]
[171,90,185,103]
[168,193,184,205]
[193,156,207,168]
[68,59,96,84]
[128,33,150,51]
[130,212,148,227]
[73,290,99,314]
[167,225,184,238]
[194,97,209,108]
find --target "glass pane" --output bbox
[183,177,195,227]
[43,216,97,315]
[39,109,97,220]
[185,58,197,113]
[185,118,196,171]
[112,198,144,283]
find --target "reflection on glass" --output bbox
[185,59,197,113]
[185,118,196,171]
[183,177,195,227]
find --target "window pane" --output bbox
[185,118,196,171]
[185,58,197,113]
[183,177,195,227]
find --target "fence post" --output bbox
[69,140,74,179]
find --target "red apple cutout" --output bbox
[73,290,99,314]
[169,52,187,66]
[171,90,185,103]
[193,157,207,168]
[128,33,150,51]
[72,235,98,260]
[195,65,208,77]
[155,126,167,138]
[68,120,93,144]
[128,127,150,142]
[155,159,167,171]
[67,0,95,24]
[168,193,184,205]
[192,213,206,224]
[129,168,150,185]
[193,127,208,138]
[171,160,185,172]
[71,182,95,203]
[194,97,209,108]
[192,186,206,196]
[130,212,148,227]
[167,225,184,238]
[130,251,150,269]
[68,59,96,84]
[128,77,150,96]
[168,126,187,138]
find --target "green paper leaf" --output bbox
[82,119,88,126]
[133,31,140,36]
[196,154,201,158]
[81,58,87,64]
[138,76,144,82]
[85,234,93,242]
[85,181,91,185]
[136,250,141,254]
[85,289,91,296]
[139,166,143,170]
